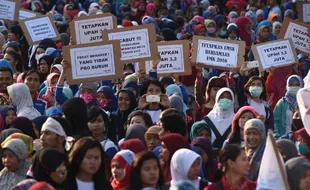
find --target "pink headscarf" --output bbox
[145,3,156,16]
[191,15,205,24]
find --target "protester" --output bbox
[285,157,310,190]
[276,139,298,163]
[145,126,162,151]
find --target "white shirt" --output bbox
[146,109,162,124]
[250,100,266,117]
[285,109,293,134]
[76,177,94,190]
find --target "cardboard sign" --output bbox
[298,2,310,23]
[63,40,122,84]
[102,24,157,64]
[70,13,117,44]
[191,36,245,70]
[278,18,310,55]
[19,9,41,20]
[0,0,20,21]
[252,38,297,70]
[19,15,60,45]
[144,40,191,76]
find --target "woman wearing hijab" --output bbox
[111,89,137,142]
[0,105,16,129]
[276,139,298,163]
[274,75,304,138]
[125,123,147,144]
[170,149,208,190]
[145,3,156,18]
[41,73,60,107]
[161,28,178,41]
[11,117,37,139]
[205,19,217,37]
[224,106,258,146]
[120,139,147,154]
[243,119,266,181]
[160,133,191,182]
[97,86,118,112]
[166,84,188,115]
[202,88,235,150]
[294,128,310,160]
[235,17,252,58]
[133,1,146,24]
[111,150,135,190]
[190,120,212,142]
[0,139,31,189]
[79,83,99,110]
[194,24,206,36]
[7,83,41,120]
[272,21,281,38]
[285,157,310,190]
[255,24,271,44]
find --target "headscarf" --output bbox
[122,80,139,97]
[0,139,31,190]
[256,9,264,19]
[0,128,21,144]
[227,23,239,39]
[142,16,161,35]
[203,10,212,19]
[11,117,37,139]
[190,120,211,141]
[235,17,251,46]
[276,139,298,162]
[284,9,294,18]
[231,106,258,132]
[160,133,191,182]
[1,133,33,157]
[42,73,60,107]
[0,59,15,74]
[97,86,118,112]
[125,124,147,144]
[133,1,146,23]
[285,75,303,111]
[200,0,210,10]
[194,24,206,35]
[244,119,266,181]
[207,87,235,142]
[145,3,156,16]
[169,95,184,115]
[285,157,310,190]
[268,13,278,22]
[0,105,15,129]
[166,84,188,114]
[272,21,282,33]
[161,28,177,41]
[294,128,310,148]
[12,179,38,190]
[191,136,213,175]
[170,149,202,189]
[227,11,238,23]
[7,83,41,120]
[120,138,147,154]
[46,106,63,117]
[79,83,99,109]
[32,116,48,135]
[111,150,135,190]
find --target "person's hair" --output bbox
[217,19,227,29]
[244,76,267,100]
[127,110,153,128]
[139,79,165,96]
[87,106,110,134]
[53,117,73,136]
[0,67,13,77]
[67,137,112,190]
[58,24,69,34]
[128,151,165,190]
[22,69,40,82]
[174,16,185,28]
[219,144,244,173]
[159,108,187,136]
[5,50,24,72]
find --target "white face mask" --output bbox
[35,53,44,62]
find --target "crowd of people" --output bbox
[0,0,309,190]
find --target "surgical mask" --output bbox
[80,93,96,104]
[219,30,227,36]
[249,86,263,97]
[98,98,109,109]
[296,142,310,155]
[287,86,301,96]
[35,53,44,62]
[206,27,216,34]
[218,98,233,111]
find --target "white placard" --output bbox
[24,17,57,42]
[19,10,37,20]
[303,4,310,23]
[70,45,116,79]
[284,22,310,54]
[74,17,115,44]
[0,0,16,21]
[256,39,295,69]
[195,39,239,68]
[107,29,151,61]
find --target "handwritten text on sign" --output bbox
[303,4,310,22]
[108,29,151,60]
[284,22,310,54]
[25,17,57,42]
[196,39,239,68]
[19,10,36,20]
[0,0,16,21]
[257,40,295,69]
[146,45,184,73]
[70,45,115,79]
[75,17,114,44]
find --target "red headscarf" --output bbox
[120,139,147,154]
[232,106,258,131]
[160,133,191,182]
[295,128,310,148]
[133,1,146,23]
[235,16,251,47]
[122,21,133,27]
[42,73,60,107]
[194,24,206,35]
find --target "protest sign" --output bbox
[70,13,117,44]
[298,2,310,23]
[0,0,20,21]
[20,15,60,45]
[256,133,290,190]
[144,40,191,76]
[191,36,245,70]
[297,86,310,136]
[278,18,310,55]
[19,9,41,20]
[252,38,297,71]
[102,24,157,64]
[63,40,122,84]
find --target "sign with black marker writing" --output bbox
[252,38,297,70]
[63,40,122,84]
[191,36,245,70]
[298,2,310,23]
[70,13,117,44]
[278,18,310,55]
[19,15,60,45]
[0,0,20,21]
[144,40,191,76]
[102,24,157,64]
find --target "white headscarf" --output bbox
[170,149,202,190]
[7,83,41,120]
[207,87,235,140]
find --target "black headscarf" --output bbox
[161,28,177,41]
